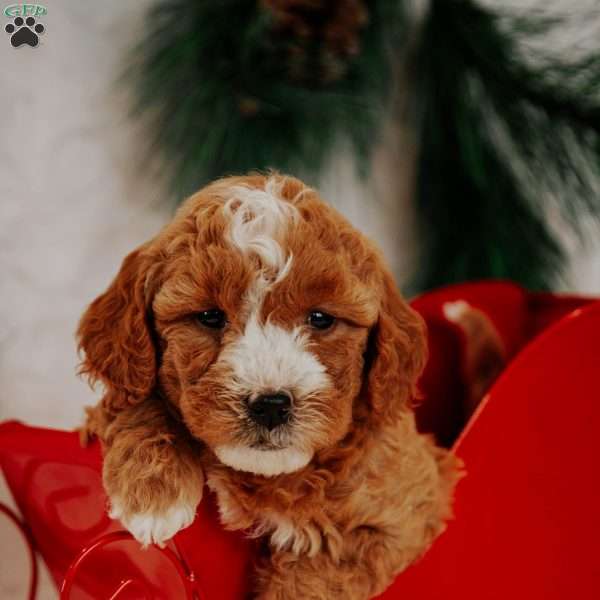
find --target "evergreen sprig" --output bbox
[127,0,407,200]
[410,0,600,290]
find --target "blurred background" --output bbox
[0,1,599,596]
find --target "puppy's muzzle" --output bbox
[248,392,292,431]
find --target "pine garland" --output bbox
[127,0,406,199]
[410,0,600,291]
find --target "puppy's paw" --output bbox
[102,421,205,547]
[109,497,198,547]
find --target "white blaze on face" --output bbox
[214,177,331,477]
[223,177,301,287]
[222,313,330,401]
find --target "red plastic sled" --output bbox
[1,281,599,599]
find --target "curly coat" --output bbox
[78,174,460,600]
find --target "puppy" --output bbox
[78,174,460,599]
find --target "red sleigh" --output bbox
[1,281,599,599]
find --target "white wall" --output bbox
[0,1,167,430]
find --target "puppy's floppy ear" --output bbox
[364,269,427,419]
[77,247,157,412]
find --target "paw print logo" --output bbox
[5,16,45,48]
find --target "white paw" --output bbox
[109,498,197,547]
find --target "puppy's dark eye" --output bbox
[308,310,335,330]
[196,309,227,329]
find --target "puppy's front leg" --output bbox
[96,398,204,547]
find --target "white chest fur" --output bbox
[208,477,323,557]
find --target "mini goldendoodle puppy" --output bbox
[78,174,460,599]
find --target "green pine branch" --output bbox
[126,0,407,200]
[410,0,600,291]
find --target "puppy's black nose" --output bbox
[248,392,291,430]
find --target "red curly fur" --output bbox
[78,174,461,599]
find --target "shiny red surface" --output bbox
[390,284,600,599]
[59,531,196,600]
[0,421,253,599]
[1,281,599,599]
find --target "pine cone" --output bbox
[262,0,369,83]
